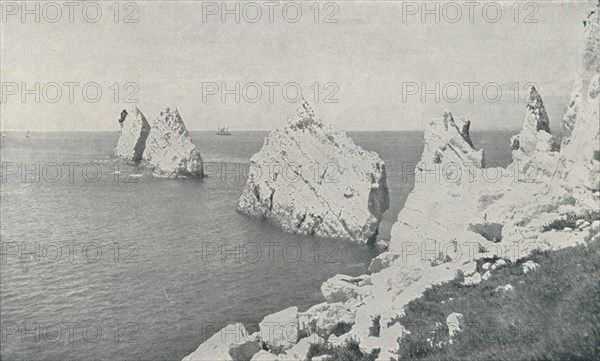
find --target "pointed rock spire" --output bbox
[288,97,322,130]
[525,86,551,133]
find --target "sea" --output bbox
[0,130,514,360]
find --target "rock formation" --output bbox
[113,105,150,162]
[510,86,556,162]
[183,8,599,361]
[113,106,204,179]
[237,99,389,245]
[143,107,204,178]
[561,7,600,163]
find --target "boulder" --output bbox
[283,335,323,360]
[237,99,389,245]
[259,307,299,352]
[298,302,355,338]
[446,312,464,341]
[522,260,540,273]
[462,272,481,286]
[143,106,204,178]
[320,274,366,303]
[368,252,399,273]
[182,323,260,361]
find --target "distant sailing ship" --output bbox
[216,126,231,135]
[26,131,30,138]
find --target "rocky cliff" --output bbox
[114,106,150,162]
[182,8,599,361]
[237,99,389,245]
[113,106,203,179]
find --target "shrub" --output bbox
[395,238,600,361]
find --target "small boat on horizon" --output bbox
[26,131,30,138]
[216,126,231,136]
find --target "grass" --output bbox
[307,341,380,361]
[393,236,600,361]
[541,210,600,232]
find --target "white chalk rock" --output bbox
[320,274,367,303]
[368,252,399,274]
[259,307,299,352]
[561,8,600,163]
[250,350,280,361]
[283,335,323,361]
[237,99,389,245]
[462,272,482,286]
[143,106,203,178]
[446,312,464,341]
[510,86,557,162]
[522,260,540,273]
[298,302,355,338]
[114,106,151,162]
[182,323,260,361]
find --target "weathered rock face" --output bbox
[561,7,600,163]
[258,306,299,352]
[183,323,260,361]
[143,107,204,178]
[511,86,556,162]
[113,106,150,162]
[114,106,204,178]
[237,100,389,245]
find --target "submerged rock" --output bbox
[237,99,389,245]
[143,106,204,178]
[113,106,150,162]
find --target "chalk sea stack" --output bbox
[143,107,204,178]
[113,106,203,179]
[113,105,150,163]
[237,99,389,245]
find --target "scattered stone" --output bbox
[458,261,477,276]
[462,272,482,286]
[563,227,573,232]
[495,284,514,293]
[482,271,492,281]
[522,261,540,273]
[446,312,464,342]
[482,262,491,270]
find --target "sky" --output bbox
[0,0,595,131]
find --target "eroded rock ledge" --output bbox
[114,106,203,179]
[237,99,390,245]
